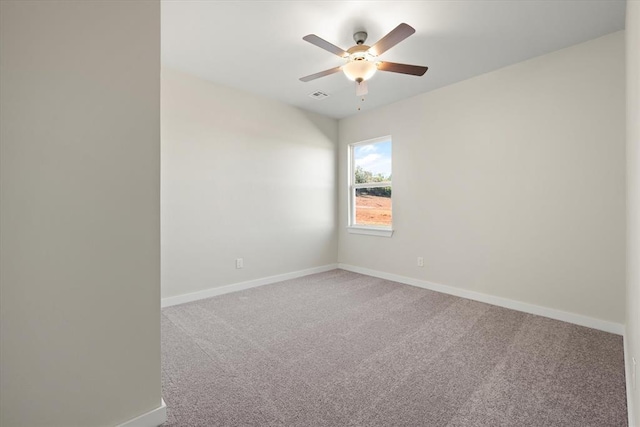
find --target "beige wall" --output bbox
[0,1,162,426]
[626,2,640,425]
[161,68,338,299]
[338,31,626,324]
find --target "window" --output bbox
[348,136,393,237]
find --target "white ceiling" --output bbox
[161,1,625,119]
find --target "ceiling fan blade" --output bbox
[299,66,343,82]
[369,23,415,56]
[302,34,349,57]
[377,61,428,76]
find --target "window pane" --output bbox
[355,187,392,226]
[354,141,392,184]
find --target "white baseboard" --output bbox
[338,264,624,335]
[162,264,339,308]
[161,261,624,335]
[117,398,166,427]
[624,331,637,427]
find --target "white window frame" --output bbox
[347,136,394,237]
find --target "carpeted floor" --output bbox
[161,269,627,426]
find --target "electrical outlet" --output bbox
[633,357,637,390]
[236,258,243,269]
[417,257,424,267]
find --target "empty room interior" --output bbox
[1,1,640,426]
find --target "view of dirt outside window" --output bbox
[355,188,392,226]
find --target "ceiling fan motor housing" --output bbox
[344,35,378,83]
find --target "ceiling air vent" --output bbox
[308,90,329,100]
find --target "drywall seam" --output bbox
[338,264,624,335]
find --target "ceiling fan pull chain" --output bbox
[358,95,366,111]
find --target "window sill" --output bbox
[347,226,394,237]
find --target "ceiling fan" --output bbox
[299,23,428,96]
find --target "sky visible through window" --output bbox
[354,140,391,179]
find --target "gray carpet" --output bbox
[161,269,627,426]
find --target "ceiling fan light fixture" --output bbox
[342,59,377,82]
